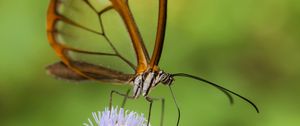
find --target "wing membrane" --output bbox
[47,0,138,82]
[128,0,167,70]
[109,0,150,73]
[47,0,165,82]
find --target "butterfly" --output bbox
[46,0,259,125]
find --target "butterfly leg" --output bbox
[168,86,181,126]
[120,89,131,108]
[145,96,165,126]
[109,89,134,110]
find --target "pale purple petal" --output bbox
[83,106,149,126]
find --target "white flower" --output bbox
[83,106,150,126]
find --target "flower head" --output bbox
[83,106,150,126]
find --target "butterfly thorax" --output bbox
[131,70,174,98]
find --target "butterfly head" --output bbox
[131,70,174,98]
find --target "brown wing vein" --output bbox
[47,0,135,82]
[53,0,136,69]
[82,0,136,69]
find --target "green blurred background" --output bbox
[1,0,300,126]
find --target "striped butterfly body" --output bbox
[46,0,259,125]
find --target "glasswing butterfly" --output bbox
[46,0,259,125]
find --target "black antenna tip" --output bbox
[172,73,260,113]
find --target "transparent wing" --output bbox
[47,0,163,82]
[128,0,165,70]
[47,0,142,82]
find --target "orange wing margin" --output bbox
[47,0,95,80]
[111,0,168,72]
[149,0,168,71]
[109,0,149,73]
